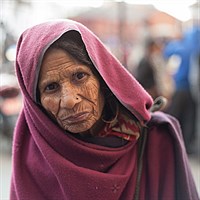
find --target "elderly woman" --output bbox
[11,20,199,200]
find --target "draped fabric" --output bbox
[10,19,199,200]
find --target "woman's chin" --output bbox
[64,123,93,134]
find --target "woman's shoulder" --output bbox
[148,111,181,132]
[146,111,184,148]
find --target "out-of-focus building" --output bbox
[147,11,182,39]
[72,2,181,41]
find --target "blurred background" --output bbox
[1,0,199,199]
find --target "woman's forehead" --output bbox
[42,48,74,68]
[40,48,93,78]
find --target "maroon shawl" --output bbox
[11,19,199,200]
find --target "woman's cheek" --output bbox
[41,95,60,116]
[86,81,105,118]
[85,80,99,103]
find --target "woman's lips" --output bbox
[62,112,90,124]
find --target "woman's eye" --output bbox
[74,72,87,81]
[45,82,59,92]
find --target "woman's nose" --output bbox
[60,93,82,109]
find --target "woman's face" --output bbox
[38,48,105,133]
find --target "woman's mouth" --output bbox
[61,112,90,124]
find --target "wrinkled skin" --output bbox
[38,48,105,134]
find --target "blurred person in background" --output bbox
[163,25,200,155]
[134,38,174,100]
[188,25,200,156]
[10,19,199,200]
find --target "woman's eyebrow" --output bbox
[39,75,59,88]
